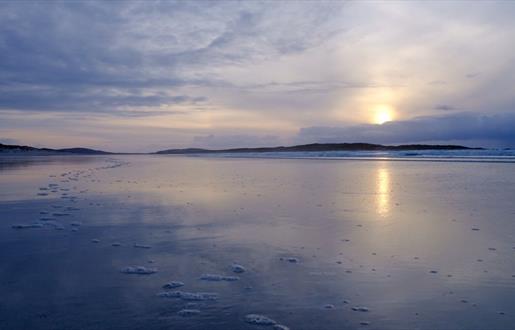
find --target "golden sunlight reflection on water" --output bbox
[376,166,390,217]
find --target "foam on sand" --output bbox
[162,281,185,289]
[133,244,151,249]
[351,306,369,312]
[120,266,157,275]
[200,274,239,282]
[231,264,246,273]
[244,314,277,325]
[158,291,218,301]
[273,325,290,330]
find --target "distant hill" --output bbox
[0,143,54,153]
[0,143,111,155]
[155,143,480,154]
[1,142,481,156]
[56,147,111,155]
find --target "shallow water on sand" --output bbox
[0,155,514,330]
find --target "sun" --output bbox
[373,105,394,124]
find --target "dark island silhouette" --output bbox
[1,142,482,155]
[0,143,111,155]
[155,143,481,154]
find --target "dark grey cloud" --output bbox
[297,113,515,147]
[0,87,206,113]
[0,1,213,113]
[0,1,346,114]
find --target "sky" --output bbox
[1,1,515,152]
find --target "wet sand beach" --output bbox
[0,155,514,329]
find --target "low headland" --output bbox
[0,142,482,156]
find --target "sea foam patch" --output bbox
[200,274,239,282]
[231,264,246,273]
[120,266,157,275]
[244,314,277,325]
[162,281,185,289]
[158,291,218,301]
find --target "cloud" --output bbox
[0,1,346,114]
[0,87,207,113]
[297,113,515,147]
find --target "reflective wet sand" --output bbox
[0,155,514,329]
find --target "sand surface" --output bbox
[0,155,514,329]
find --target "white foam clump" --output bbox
[121,266,157,275]
[200,274,239,281]
[180,291,218,301]
[162,281,185,289]
[244,314,277,325]
[158,291,218,301]
[232,264,246,273]
[351,306,369,312]
[273,325,290,330]
[177,309,200,317]
[133,244,151,249]
[12,223,43,229]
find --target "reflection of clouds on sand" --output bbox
[3,156,515,330]
[376,166,390,217]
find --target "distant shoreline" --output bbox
[155,143,482,155]
[0,142,485,156]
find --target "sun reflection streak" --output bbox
[376,167,390,217]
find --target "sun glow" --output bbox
[373,105,394,124]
